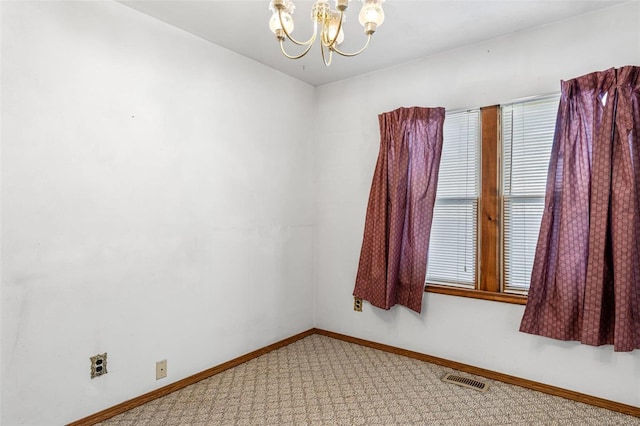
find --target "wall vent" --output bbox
[441,373,489,392]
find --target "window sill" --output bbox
[425,284,528,305]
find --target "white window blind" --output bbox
[502,95,559,292]
[426,110,480,288]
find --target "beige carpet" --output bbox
[99,335,639,425]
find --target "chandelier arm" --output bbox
[320,40,333,66]
[331,34,372,57]
[321,11,344,48]
[279,9,317,46]
[279,39,314,60]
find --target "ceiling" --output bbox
[120,0,626,86]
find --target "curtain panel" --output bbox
[353,107,445,313]
[520,66,640,352]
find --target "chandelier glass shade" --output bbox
[268,0,385,66]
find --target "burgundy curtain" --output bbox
[353,107,444,313]
[520,66,640,352]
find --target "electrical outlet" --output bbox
[354,297,363,312]
[90,353,108,379]
[156,360,167,380]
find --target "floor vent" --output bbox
[441,373,489,392]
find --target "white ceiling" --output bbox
[120,0,626,86]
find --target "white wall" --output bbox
[1,1,314,424]
[314,1,640,408]
[2,1,640,424]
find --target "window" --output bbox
[502,96,559,293]
[425,96,559,303]
[426,110,479,288]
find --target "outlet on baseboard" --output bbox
[156,359,167,380]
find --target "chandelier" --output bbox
[268,0,385,66]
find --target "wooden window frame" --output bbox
[425,106,527,305]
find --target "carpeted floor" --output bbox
[99,334,639,425]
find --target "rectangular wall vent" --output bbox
[441,373,489,392]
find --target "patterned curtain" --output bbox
[520,66,640,352]
[353,107,444,313]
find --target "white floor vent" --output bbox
[441,373,489,392]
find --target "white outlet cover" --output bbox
[156,360,167,380]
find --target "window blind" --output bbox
[502,95,559,292]
[426,110,480,288]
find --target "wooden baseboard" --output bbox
[70,327,639,424]
[67,329,315,426]
[313,328,640,418]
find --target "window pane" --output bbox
[502,96,559,292]
[503,197,544,290]
[427,199,477,286]
[426,110,479,288]
[436,111,479,197]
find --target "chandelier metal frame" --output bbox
[268,0,385,66]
